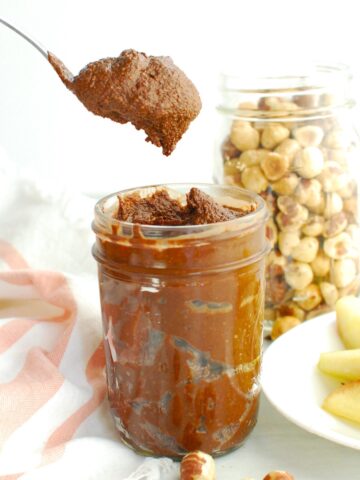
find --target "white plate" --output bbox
[261,312,360,450]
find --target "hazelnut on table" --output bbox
[263,471,295,480]
[180,451,215,480]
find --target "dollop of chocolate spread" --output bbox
[48,49,201,155]
[116,187,256,225]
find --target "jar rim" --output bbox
[219,63,352,93]
[218,63,355,119]
[93,183,268,236]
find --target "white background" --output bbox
[1,0,360,197]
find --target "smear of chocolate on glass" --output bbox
[48,49,201,155]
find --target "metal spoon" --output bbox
[0,16,48,59]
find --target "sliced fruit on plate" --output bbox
[322,380,360,424]
[318,349,360,381]
[336,296,360,349]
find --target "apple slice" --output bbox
[322,381,360,424]
[318,349,360,381]
[336,296,360,349]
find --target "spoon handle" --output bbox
[0,16,48,59]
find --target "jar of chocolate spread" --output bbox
[92,184,269,457]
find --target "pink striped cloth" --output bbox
[0,156,176,479]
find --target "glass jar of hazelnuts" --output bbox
[215,64,360,339]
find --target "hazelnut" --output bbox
[275,138,301,164]
[261,124,290,149]
[291,236,319,263]
[265,307,276,321]
[238,101,258,110]
[266,218,278,248]
[221,136,240,161]
[324,129,351,150]
[317,161,348,192]
[239,148,269,167]
[223,158,241,175]
[260,152,289,181]
[260,189,278,214]
[259,97,298,114]
[343,196,358,217]
[323,192,343,219]
[278,231,300,256]
[301,215,325,237]
[277,301,306,321]
[230,121,260,151]
[323,212,348,238]
[258,96,283,110]
[331,258,357,288]
[293,283,322,311]
[339,277,360,297]
[285,262,313,290]
[263,471,294,480]
[294,125,324,147]
[277,196,303,216]
[323,232,354,259]
[266,262,289,304]
[320,282,339,307]
[271,316,301,340]
[328,148,348,166]
[271,172,299,195]
[294,147,324,179]
[276,207,308,232]
[267,250,288,269]
[306,304,332,319]
[293,178,322,208]
[338,178,356,199]
[272,101,299,113]
[294,93,319,108]
[180,451,215,480]
[241,166,268,193]
[310,250,331,277]
[346,224,360,244]
[307,193,325,214]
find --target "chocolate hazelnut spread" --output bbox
[92,185,269,457]
[48,49,201,155]
[116,187,256,225]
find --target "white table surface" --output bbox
[215,393,359,480]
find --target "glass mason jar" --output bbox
[214,64,360,339]
[92,183,269,458]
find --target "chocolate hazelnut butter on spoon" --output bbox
[0,17,201,155]
[48,50,201,155]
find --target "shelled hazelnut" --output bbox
[180,451,215,480]
[220,95,359,336]
[263,471,294,480]
[271,316,301,340]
